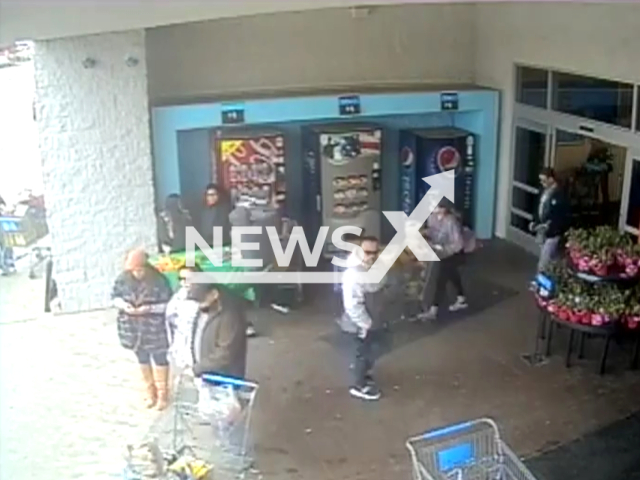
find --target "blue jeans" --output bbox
[538,237,560,272]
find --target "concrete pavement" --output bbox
[3,241,640,480]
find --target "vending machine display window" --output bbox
[214,132,286,207]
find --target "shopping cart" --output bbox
[406,418,538,480]
[139,372,259,480]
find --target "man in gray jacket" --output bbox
[341,236,386,401]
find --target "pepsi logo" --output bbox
[401,147,414,167]
[437,146,461,173]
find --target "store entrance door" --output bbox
[621,151,640,243]
[507,119,550,254]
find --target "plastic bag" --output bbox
[196,380,242,427]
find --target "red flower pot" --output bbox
[558,307,570,321]
[577,310,590,324]
[627,316,640,330]
[592,264,609,277]
[626,264,639,278]
[591,313,605,327]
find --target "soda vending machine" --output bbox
[213,130,287,207]
[398,128,476,228]
[303,125,383,257]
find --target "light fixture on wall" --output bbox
[81,57,96,69]
[124,55,139,67]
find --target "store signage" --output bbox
[338,95,361,116]
[221,104,245,125]
[440,92,459,111]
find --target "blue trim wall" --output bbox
[152,90,499,239]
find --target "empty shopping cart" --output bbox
[406,418,538,480]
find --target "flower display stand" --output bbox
[531,226,640,374]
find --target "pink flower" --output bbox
[591,314,604,326]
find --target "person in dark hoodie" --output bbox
[201,184,232,246]
[529,167,571,272]
[189,282,248,380]
[158,194,193,253]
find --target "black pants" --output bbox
[353,332,377,388]
[433,253,464,307]
[134,350,169,367]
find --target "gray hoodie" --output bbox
[341,263,386,334]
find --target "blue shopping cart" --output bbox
[406,418,538,480]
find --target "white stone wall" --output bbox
[34,30,157,313]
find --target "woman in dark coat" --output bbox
[200,184,232,246]
[112,249,173,410]
[158,193,193,253]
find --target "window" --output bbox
[512,188,538,216]
[626,159,640,231]
[516,66,548,109]
[510,213,531,234]
[513,127,546,187]
[552,72,633,128]
[637,90,640,132]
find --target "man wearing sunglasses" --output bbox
[341,236,386,401]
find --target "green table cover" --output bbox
[149,249,257,302]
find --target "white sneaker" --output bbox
[246,324,257,337]
[417,306,438,321]
[449,296,468,312]
[349,384,382,401]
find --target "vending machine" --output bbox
[303,125,383,257]
[398,128,476,228]
[213,130,287,207]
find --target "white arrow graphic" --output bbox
[189,170,455,285]
[358,170,455,284]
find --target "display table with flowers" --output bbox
[149,248,257,303]
[532,226,640,374]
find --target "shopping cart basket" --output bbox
[148,373,259,479]
[406,418,538,480]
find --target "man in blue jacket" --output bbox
[530,168,571,272]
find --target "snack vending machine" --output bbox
[303,126,382,257]
[213,130,286,207]
[398,128,476,228]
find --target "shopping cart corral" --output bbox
[407,418,538,480]
[124,373,259,480]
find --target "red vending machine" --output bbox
[213,130,286,207]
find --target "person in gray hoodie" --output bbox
[420,199,468,320]
[342,236,386,401]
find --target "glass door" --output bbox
[508,119,549,253]
[621,150,640,242]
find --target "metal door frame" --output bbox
[620,149,640,236]
[506,117,551,255]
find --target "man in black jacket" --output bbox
[530,168,571,272]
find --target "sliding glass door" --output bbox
[508,119,550,253]
[621,151,640,241]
